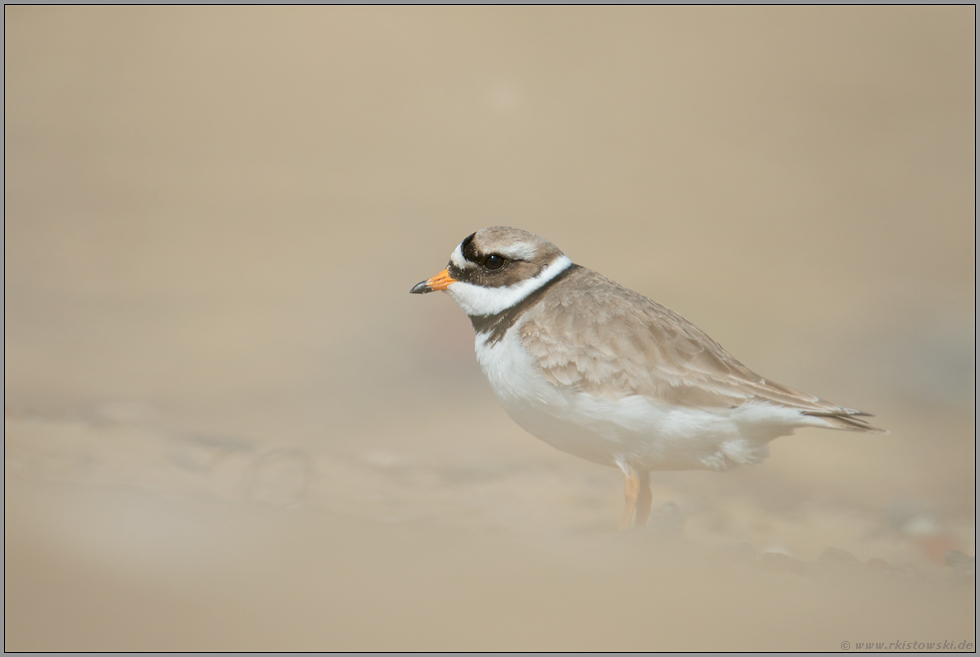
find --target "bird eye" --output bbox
[484,254,505,270]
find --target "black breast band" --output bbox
[469,264,580,346]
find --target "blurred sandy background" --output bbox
[4,6,975,651]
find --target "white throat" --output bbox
[447,255,573,317]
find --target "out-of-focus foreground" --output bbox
[4,7,975,651]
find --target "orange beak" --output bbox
[409,268,457,294]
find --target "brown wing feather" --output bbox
[519,267,883,431]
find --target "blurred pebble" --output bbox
[244,448,315,506]
[759,551,808,576]
[362,449,409,469]
[944,550,975,578]
[883,500,956,564]
[727,542,757,560]
[866,557,894,572]
[645,501,686,535]
[761,544,795,557]
[812,547,863,581]
[92,401,155,426]
[817,547,862,568]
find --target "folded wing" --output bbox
[519,267,884,433]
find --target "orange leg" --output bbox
[634,471,652,528]
[618,466,653,530]
[619,469,640,530]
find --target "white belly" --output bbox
[474,327,795,471]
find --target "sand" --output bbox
[5,6,975,651]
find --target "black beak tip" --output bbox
[409,281,431,295]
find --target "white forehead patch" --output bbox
[450,244,474,269]
[446,255,572,317]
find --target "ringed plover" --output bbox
[410,227,884,529]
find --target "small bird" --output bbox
[410,227,884,529]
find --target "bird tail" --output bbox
[802,409,888,434]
